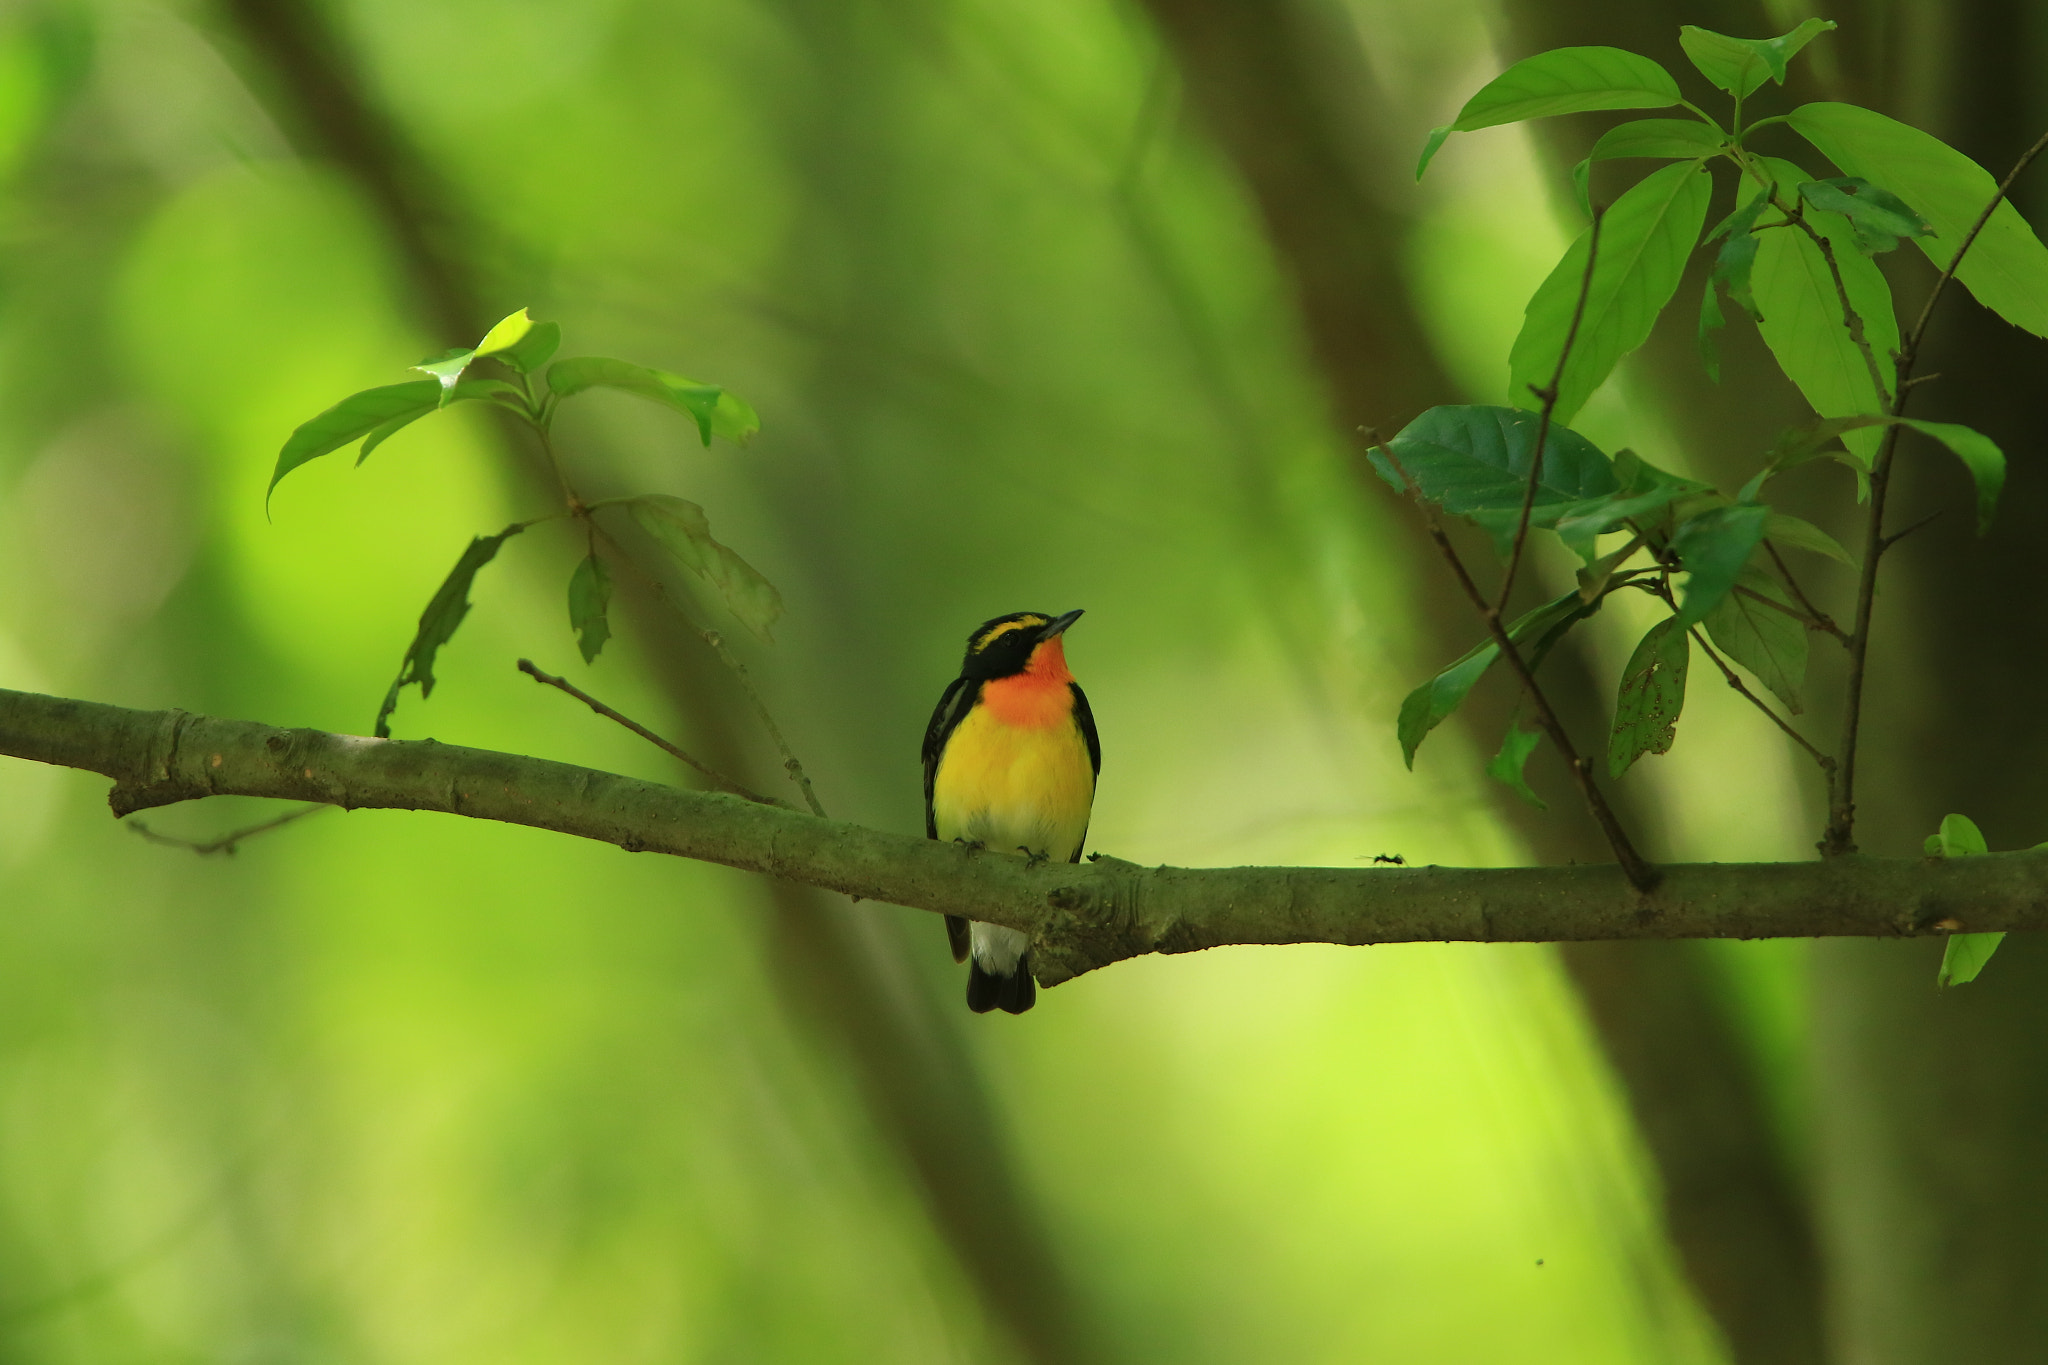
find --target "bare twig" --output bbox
[1822,125,2048,856]
[1733,581,1836,636]
[1686,629,1834,772]
[1880,509,1943,552]
[1372,436,1656,892]
[128,802,329,855]
[1498,208,1604,617]
[1762,541,1847,642]
[517,658,781,806]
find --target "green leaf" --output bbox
[1900,418,2005,535]
[1939,933,2007,988]
[1396,590,1595,767]
[1417,46,1683,178]
[1789,103,2048,338]
[1744,157,1900,463]
[373,524,526,738]
[1370,405,1617,545]
[498,321,561,374]
[548,356,727,445]
[1576,533,1645,601]
[1552,483,1691,558]
[1679,19,1835,100]
[1672,503,1770,628]
[1699,199,1770,385]
[1697,276,1726,383]
[568,552,613,664]
[473,307,534,358]
[1608,616,1690,776]
[1798,178,1936,255]
[1702,563,1807,712]
[1487,720,1547,809]
[625,494,784,642]
[409,309,540,407]
[1572,118,1725,214]
[1929,812,1989,858]
[1764,512,1854,564]
[272,380,441,498]
[1508,159,1713,425]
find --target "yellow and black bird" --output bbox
[922,610,1099,1014]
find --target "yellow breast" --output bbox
[931,701,1095,861]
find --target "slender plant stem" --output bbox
[1821,125,2048,856]
[127,802,330,855]
[1762,541,1846,642]
[1732,581,1833,635]
[1497,208,1604,617]
[517,658,779,805]
[1373,439,1656,891]
[1687,628,1833,772]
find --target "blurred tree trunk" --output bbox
[205,3,1100,1360]
[1800,1,2048,1360]
[1141,2,1826,1360]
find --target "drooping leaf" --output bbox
[548,357,727,445]
[1396,590,1593,767]
[1763,512,1854,564]
[498,321,561,374]
[1508,159,1713,426]
[1679,19,1836,100]
[1671,503,1770,627]
[626,494,784,642]
[1746,414,2003,531]
[1698,276,1727,383]
[1744,157,1900,463]
[1798,178,1936,255]
[1702,563,1807,712]
[1925,813,2002,986]
[1790,102,2048,337]
[1370,405,1616,551]
[1698,199,1770,383]
[1608,616,1690,776]
[568,552,613,664]
[1487,719,1547,809]
[1900,418,2005,535]
[373,524,527,738]
[1417,46,1682,178]
[1572,118,1725,214]
[272,380,441,498]
[356,380,525,467]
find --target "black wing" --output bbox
[1068,682,1100,863]
[923,674,983,965]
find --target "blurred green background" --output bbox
[3,0,2048,1361]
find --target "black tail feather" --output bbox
[966,954,1036,1015]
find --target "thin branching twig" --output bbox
[1686,628,1834,772]
[1762,541,1847,642]
[128,803,329,856]
[517,658,781,806]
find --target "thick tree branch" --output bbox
[8,687,2045,988]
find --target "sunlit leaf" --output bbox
[1417,46,1682,179]
[548,356,725,445]
[1396,590,1594,767]
[498,320,561,374]
[473,307,535,357]
[626,494,784,642]
[1790,102,2048,337]
[1509,160,1712,425]
[1608,616,1689,776]
[1798,178,1936,255]
[1486,719,1547,808]
[1764,512,1854,564]
[356,379,525,467]
[1744,157,1899,463]
[272,379,441,498]
[1926,813,2002,986]
[1680,19,1835,100]
[1571,118,1725,214]
[568,552,613,664]
[373,524,527,738]
[1672,503,1770,628]
[1702,563,1807,712]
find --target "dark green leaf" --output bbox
[1901,418,2004,535]
[1608,616,1690,776]
[1711,199,1768,317]
[626,494,784,642]
[1763,511,1853,564]
[568,552,613,664]
[1702,563,1807,712]
[1672,503,1770,627]
[1417,46,1682,178]
[272,380,441,498]
[1744,157,1900,463]
[1552,483,1691,557]
[1572,118,1725,214]
[1370,405,1616,542]
[1487,720,1547,809]
[373,524,526,738]
[1798,177,1936,255]
[1679,19,1835,100]
[1940,933,2006,988]
[498,320,560,374]
[1396,591,1594,767]
[1508,160,1712,425]
[1790,102,2048,337]
[548,357,725,445]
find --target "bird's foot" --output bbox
[953,837,988,852]
[1019,847,1050,868]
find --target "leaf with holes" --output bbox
[1702,563,1807,713]
[1608,616,1689,776]
[1418,46,1682,178]
[568,552,613,664]
[627,494,783,642]
[373,523,527,738]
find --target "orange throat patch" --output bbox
[979,637,1076,728]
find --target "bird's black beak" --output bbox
[1037,609,1084,641]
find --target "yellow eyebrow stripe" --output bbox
[972,616,1046,653]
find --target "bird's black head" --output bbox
[958,609,1083,680]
